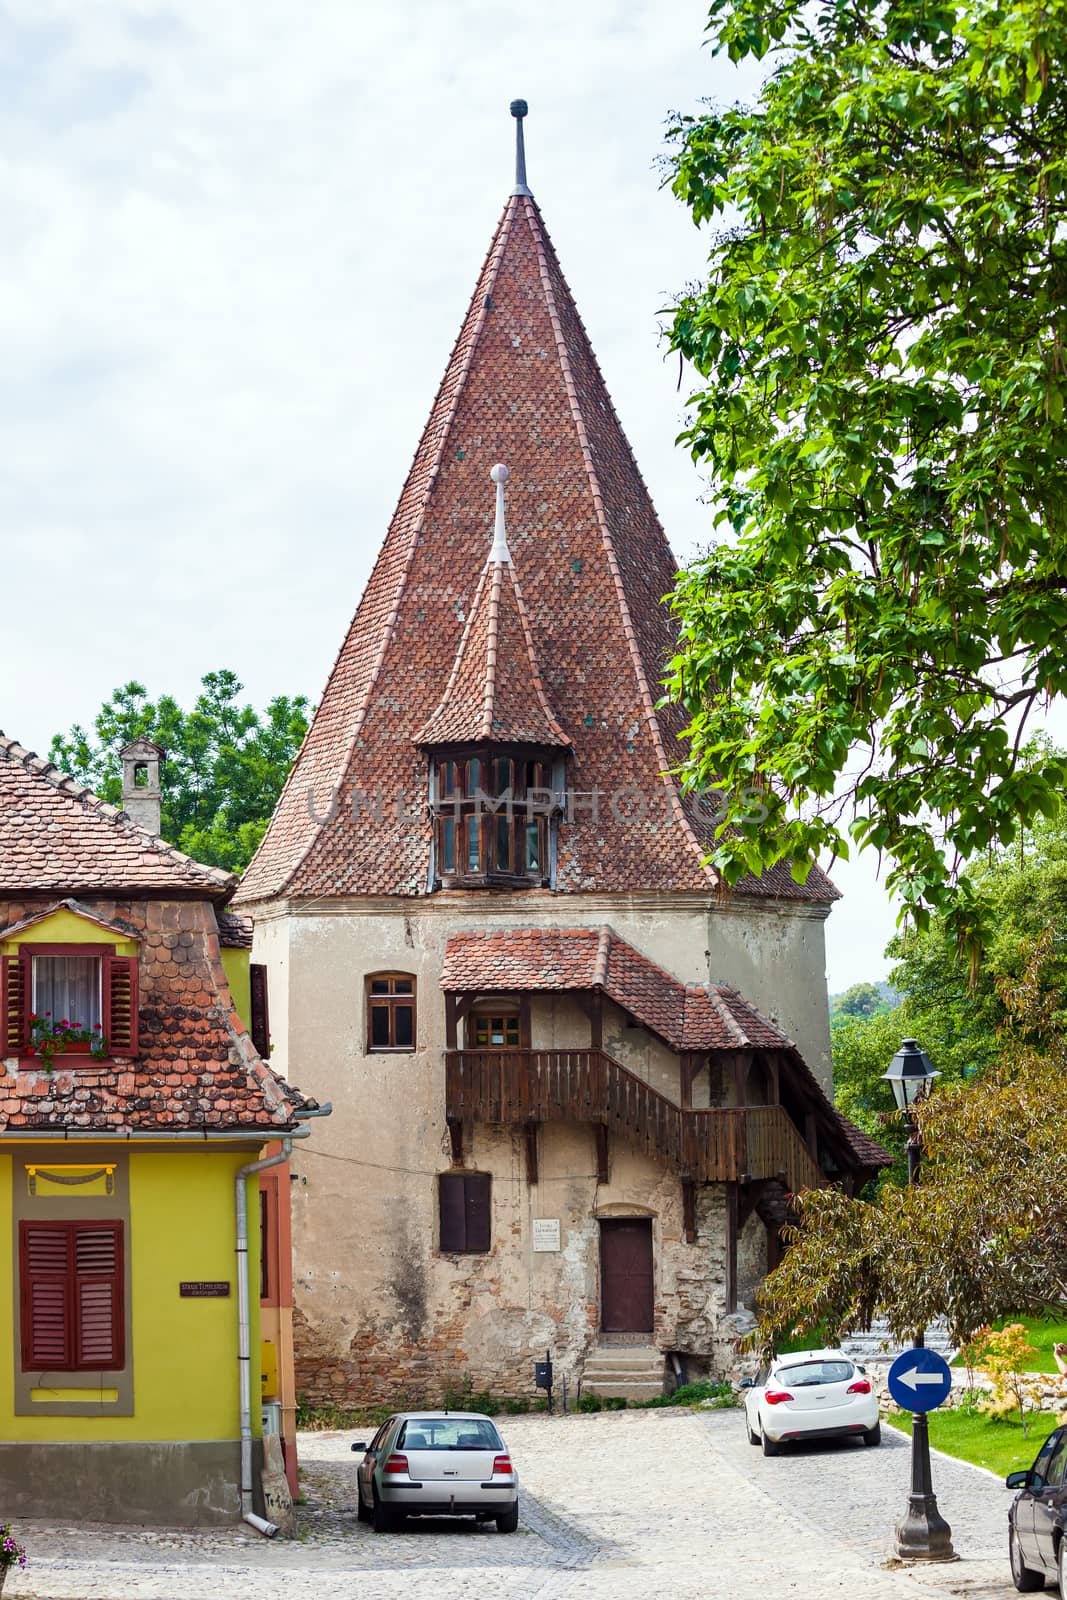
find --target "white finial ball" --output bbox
[490,463,510,485]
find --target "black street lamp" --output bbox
[881,1040,956,1563]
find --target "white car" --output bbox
[741,1347,881,1455]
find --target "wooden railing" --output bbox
[445,1049,825,1192]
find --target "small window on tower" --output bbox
[366,974,417,1053]
[466,814,481,872]
[439,760,457,799]
[465,758,481,796]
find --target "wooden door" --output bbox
[599,1218,654,1333]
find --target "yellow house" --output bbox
[0,733,317,1527]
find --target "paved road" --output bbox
[6,1409,1019,1599]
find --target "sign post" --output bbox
[887,1347,956,1562]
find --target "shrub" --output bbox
[961,1324,1039,1435]
[576,1392,603,1413]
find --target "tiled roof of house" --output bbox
[0,733,235,899]
[441,925,889,1171]
[237,171,837,906]
[0,895,303,1134]
[216,909,254,949]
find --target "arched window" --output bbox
[366,973,416,1053]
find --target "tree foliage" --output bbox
[50,672,310,873]
[665,0,1067,960]
[757,934,1067,1355]
[832,981,889,1020]
[830,807,1067,1158]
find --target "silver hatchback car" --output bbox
[352,1411,519,1532]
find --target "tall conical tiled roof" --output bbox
[238,161,836,905]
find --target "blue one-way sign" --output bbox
[887,1348,953,1413]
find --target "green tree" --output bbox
[664,0,1067,963]
[757,934,1067,1356]
[833,982,887,1020]
[50,672,310,873]
[829,810,1067,1164]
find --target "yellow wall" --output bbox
[1,907,137,956]
[221,948,251,1034]
[3,1146,262,1443]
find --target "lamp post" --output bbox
[881,1040,956,1562]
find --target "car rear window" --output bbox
[776,1361,854,1386]
[396,1418,503,1450]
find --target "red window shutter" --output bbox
[103,956,139,1056]
[1,952,29,1055]
[21,1223,73,1369]
[20,1222,124,1371]
[73,1225,124,1368]
[249,963,270,1058]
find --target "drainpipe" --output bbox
[235,1102,332,1536]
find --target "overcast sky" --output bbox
[0,0,912,992]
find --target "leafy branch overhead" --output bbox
[665,0,1067,956]
[50,672,310,873]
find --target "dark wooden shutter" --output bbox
[21,1224,72,1368]
[438,1173,491,1253]
[439,1173,467,1251]
[2,952,29,1055]
[73,1225,123,1368]
[464,1172,491,1253]
[20,1222,124,1371]
[249,963,270,1058]
[103,955,139,1056]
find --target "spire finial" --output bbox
[489,463,512,565]
[510,99,532,197]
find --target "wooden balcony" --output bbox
[445,1048,824,1193]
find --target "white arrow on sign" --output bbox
[898,1368,946,1390]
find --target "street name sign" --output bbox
[887,1348,952,1413]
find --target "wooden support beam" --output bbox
[594,1124,609,1185]
[590,990,603,1051]
[444,994,458,1051]
[519,995,532,1049]
[447,1119,464,1166]
[725,1183,739,1313]
[733,1052,747,1108]
[680,1052,696,1109]
[524,1122,539,1187]
[682,1179,697,1244]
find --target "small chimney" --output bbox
[120,737,165,834]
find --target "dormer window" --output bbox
[429,747,560,890]
[2,930,139,1062]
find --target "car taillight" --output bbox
[847,1379,872,1394]
[492,1455,513,1475]
[383,1453,409,1475]
[764,1390,793,1405]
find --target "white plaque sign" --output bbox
[532,1217,561,1252]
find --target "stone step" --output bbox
[840,1317,957,1366]
[582,1349,663,1373]
[580,1377,666,1403]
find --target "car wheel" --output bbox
[1057,1533,1067,1600]
[355,1482,370,1523]
[862,1422,882,1447]
[496,1500,519,1533]
[372,1487,398,1533]
[747,1417,760,1446]
[760,1427,781,1458]
[1009,1523,1044,1592]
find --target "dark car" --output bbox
[1006,1424,1067,1592]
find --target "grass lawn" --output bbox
[951,1315,1067,1373]
[887,1407,1061,1478]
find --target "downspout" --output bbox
[235,1102,332,1536]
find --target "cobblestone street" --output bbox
[5,1409,1020,1599]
